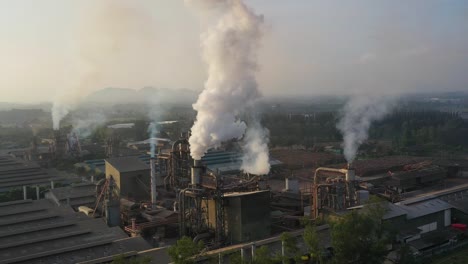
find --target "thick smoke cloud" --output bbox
[241,119,270,175]
[51,0,155,130]
[187,0,270,174]
[337,95,397,164]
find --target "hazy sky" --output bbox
[0,0,467,103]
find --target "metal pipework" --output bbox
[312,166,356,219]
[150,157,157,208]
[314,166,355,184]
[314,167,347,185]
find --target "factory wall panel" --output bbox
[225,196,242,244]
[105,162,150,201]
[223,191,271,244]
[240,191,271,242]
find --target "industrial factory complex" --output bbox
[0,124,466,264]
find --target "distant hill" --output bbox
[85,87,198,104]
[0,102,51,111]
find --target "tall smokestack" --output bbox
[191,160,202,186]
[148,122,158,208]
[345,166,355,182]
[150,157,157,208]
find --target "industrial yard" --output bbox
[0,112,467,263]
[1,0,468,264]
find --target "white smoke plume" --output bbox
[337,95,397,164]
[187,0,270,175]
[148,122,157,158]
[51,0,155,130]
[70,110,108,139]
[241,119,270,175]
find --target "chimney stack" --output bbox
[191,160,202,185]
[150,157,157,208]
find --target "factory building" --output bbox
[0,155,61,192]
[75,154,151,180]
[384,165,446,193]
[45,182,96,208]
[0,199,151,263]
[373,185,468,253]
[223,190,271,244]
[105,157,155,201]
[202,190,271,244]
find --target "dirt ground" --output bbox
[270,149,343,170]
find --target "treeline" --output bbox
[371,111,468,154]
[262,110,468,155]
[262,112,341,148]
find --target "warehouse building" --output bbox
[0,199,150,264]
[381,193,468,252]
[105,157,152,201]
[45,182,96,208]
[0,155,62,192]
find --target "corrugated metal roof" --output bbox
[383,203,408,220]
[395,198,452,219]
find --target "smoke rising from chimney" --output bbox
[241,118,270,175]
[187,0,270,174]
[148,122,157,158]
[337,95,396,164]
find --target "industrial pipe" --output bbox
[313,167,347,185]
[312,166,356,219]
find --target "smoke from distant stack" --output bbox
[148,122,158,158]
[186,0,271,174]
[337,95,396,164]
[51,0,156,130]
[241,119,270,175]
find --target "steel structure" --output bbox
[311,166,357,219]
[160,133,191,190]
[178,160,262,247]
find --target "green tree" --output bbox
[303,224,322,263]
[90,125,109,144]
[111,254,152,264]
[133,120,148,141]
[330,203,391,264]
[168,236,204,264]
[395,245,418,264]
[280,232,299,262]
[229,251,243,264]
[253,245,275,264]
